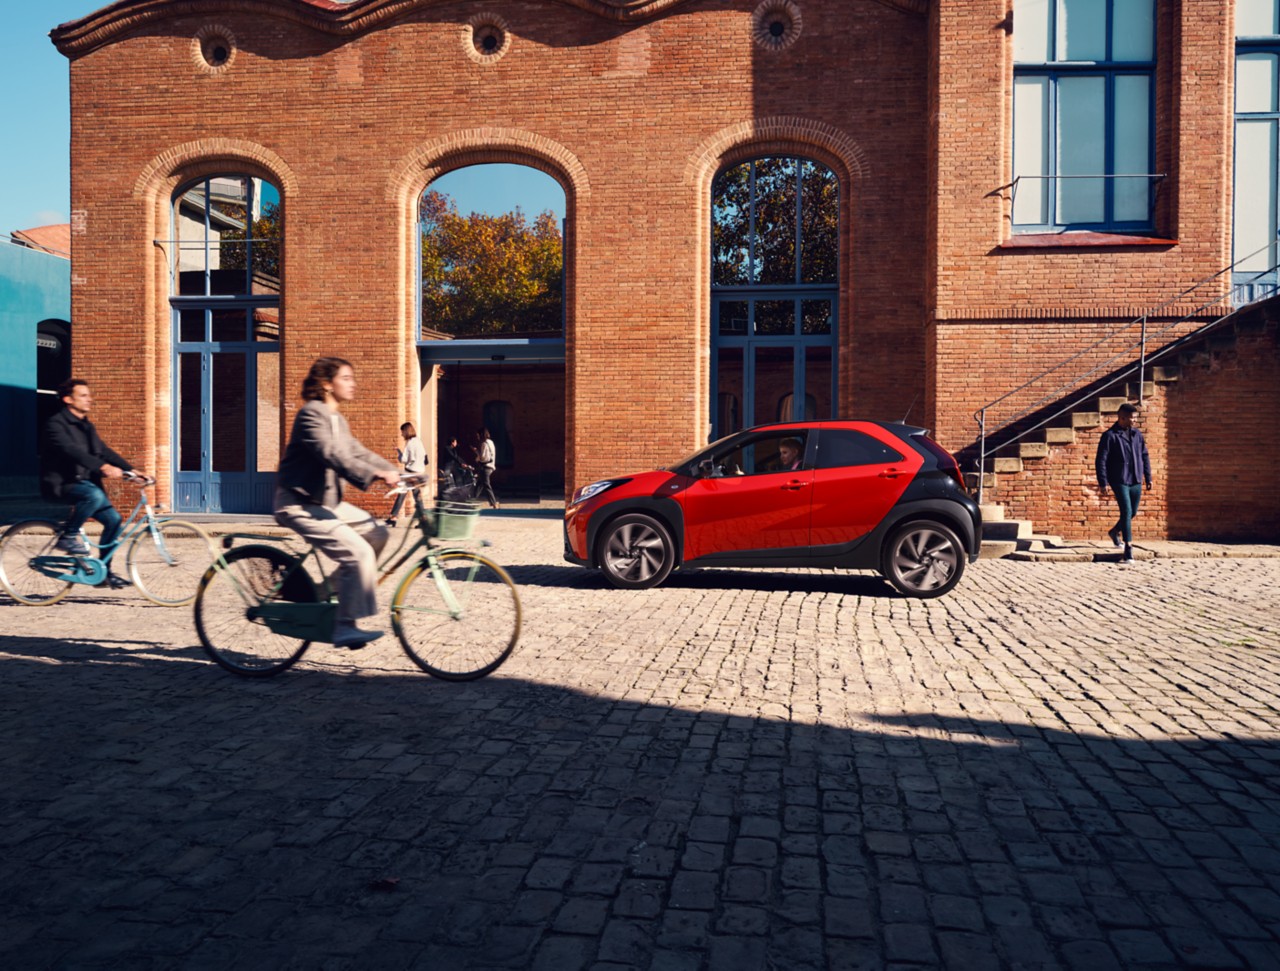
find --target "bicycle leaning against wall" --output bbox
[193,473,521,680]
[0,472,215,606]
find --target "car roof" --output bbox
[740,419,927,436]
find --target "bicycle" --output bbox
[193,473,521,680]
[0,472,215,607]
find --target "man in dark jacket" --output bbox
[1095,402,1153,562]
[41,378,144,586]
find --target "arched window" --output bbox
[170,175,281,513]
[710,157,838,437]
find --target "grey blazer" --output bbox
[276,399,395,508]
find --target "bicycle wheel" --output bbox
[0,520,75,606]
[391,550,521,680]
[195,545,319,677]
[127,519,215,606]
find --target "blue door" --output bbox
[174,306,278,513]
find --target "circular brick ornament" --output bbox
[465,14,511,65]
[192,25,236,74]
[752,0,802,52]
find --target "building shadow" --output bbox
[2,632,1278,969]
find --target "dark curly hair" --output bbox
[300,356,353,402]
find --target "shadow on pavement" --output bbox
[1,632,1278,969]
[502,562,901,597]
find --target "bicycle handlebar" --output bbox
[387,472,432,495]
[123,471,157,487]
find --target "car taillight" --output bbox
[915,435,967,493]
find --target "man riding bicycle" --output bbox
[41,378,148,589]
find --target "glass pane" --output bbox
[1238,53,1279,114]
[1013,77,1051,224]
[178,353,202,473]
[1237,0,1279,37]
[754,158,798,285]
[1112,0,1154,60]
[799,161,838,284]
[253,306,281,342]
[814,429,904,469]
[1060,0,1106,60]
[754,345,795,423]
[804,346,833,419]
[210,353,247,473]
[754,299,795,335]
[1113,75,1151,222]
[712,165,752,286]
[257,354,280,473]
[211,308,246,342]
[718,300,748,336]
[716,347,744,435]
[175,240,207,296]
[179,308,205,343]
[1234,120,1278,271]
[801,300,833,335]
[1057,76,1106,224]
[250,236,281,295]
[1014,0,1053,63]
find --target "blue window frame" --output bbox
[169,176,281,514]
[1234,1,1280,295]
[1012,0,1157,232]
[711,157,838,439]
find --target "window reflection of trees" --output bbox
[712,157,838,288]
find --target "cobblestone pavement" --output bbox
[2,518,1280,970]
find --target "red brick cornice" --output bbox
[53,0,927,57]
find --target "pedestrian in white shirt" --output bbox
[473,427,499,509]
[385,421,427,526]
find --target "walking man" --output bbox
[41,378,146,587]
[1095,402,1153,562]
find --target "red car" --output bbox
[565,421,981,598]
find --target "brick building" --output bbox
[51,0,1279,538]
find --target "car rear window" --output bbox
[814,429,904,469]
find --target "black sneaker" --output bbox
[56,533,91,556]
[1107,527,1123,548]
[1122,544,1134,562]
[96,573,132,589]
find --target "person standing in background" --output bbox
[473,427,499,509]
[385,422,427,526]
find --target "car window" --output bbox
[704,432,808,477]
[814,428,904,468]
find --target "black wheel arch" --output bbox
[587,498,685,568]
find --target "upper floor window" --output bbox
[1012,0,1156,232]
[173,176,280,298]
[1234,2,1280,277]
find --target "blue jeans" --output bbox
[1111,483,1143,545]
[62,480,123,551]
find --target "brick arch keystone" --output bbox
[684,117,869,190]
[387,129,589,208]
[133,138,299,201]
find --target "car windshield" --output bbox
[664,431,745,475]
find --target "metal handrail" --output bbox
[973,237,1280,504]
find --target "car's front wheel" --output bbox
[880,520,966,598]
[598,514,676,589]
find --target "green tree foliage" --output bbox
[420,190,563,338]
[219,200,282,286]
[712,157,838,288]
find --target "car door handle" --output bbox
[781,480,809,491]
[878,468,904,478]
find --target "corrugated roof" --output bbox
[11,224,72,259]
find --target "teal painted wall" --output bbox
[0,241,71,493]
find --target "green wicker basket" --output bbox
[432,499,481,539]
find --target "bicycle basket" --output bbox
[431,499,481,539]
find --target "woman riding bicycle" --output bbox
[274,357,400,648]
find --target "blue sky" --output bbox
[0,2,565,235]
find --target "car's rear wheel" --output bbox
[880,519,965,598]
[598,514,676,589]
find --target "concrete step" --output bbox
[1019,441,1049,459]
[1071,411,1101,428]
[1152,365,1180,382]
[979,540,1018,559]
[984,519,1033,541]
[1097,395,1129,413]
[1124,381,1155,399]
[1044,427,1076,445]
[978,503,1006,522]
[992,457,1023,473]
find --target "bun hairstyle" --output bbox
[300,356,353,401]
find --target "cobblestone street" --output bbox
[2,517,1279,969]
